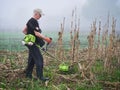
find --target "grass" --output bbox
[91,58,120,82]
[0,51,120,90]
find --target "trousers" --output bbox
[26,44,43,78]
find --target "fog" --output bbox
[0,0,120,33]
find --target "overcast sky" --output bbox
[0,0,120,32]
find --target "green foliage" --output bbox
[0,82,6,89]
[0,55,6,63]
[57,84,67,90]
[69,63,79,74]
[92,58,120,82]
[92,59,104,73]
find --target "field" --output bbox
[0,14,120,90]
[0,50,119,90]
[0,30,120,90]
[0,31,88,51]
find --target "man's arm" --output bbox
[34,31,51,43]
[23,26,27,35]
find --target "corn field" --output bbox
[0,9,120,90]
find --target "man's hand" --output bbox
[23,26,27,35]
[44,37,52,44]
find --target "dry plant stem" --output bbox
[57,18,65,61]
[104,17,117,72]
[97,81,120,87]
[87,20,96,60]
[72,7,77,63]
[70,9,74,63]
[97,21,101,58]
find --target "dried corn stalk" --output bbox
[87,20,96,60]
[57,17,65,61]
[70,8,80,63]
[104,17,118,71]
[96,21,101,58]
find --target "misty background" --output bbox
[0,0,120,33]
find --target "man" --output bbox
[23,8,51,81]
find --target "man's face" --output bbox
[35,13,41,20]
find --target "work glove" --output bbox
[44,37,52,44]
